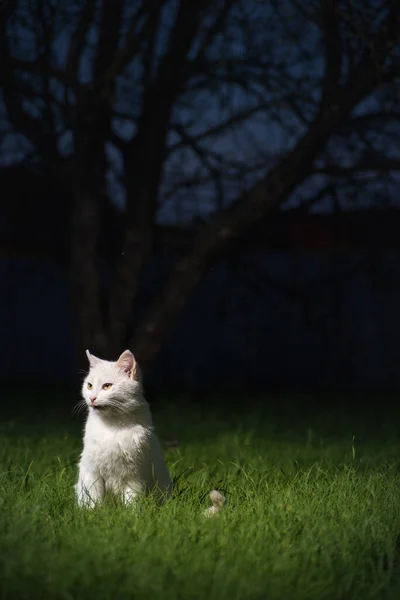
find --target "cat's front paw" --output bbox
[75,478,104,509]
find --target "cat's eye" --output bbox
[102,383,112,391]
[87,382,93,390]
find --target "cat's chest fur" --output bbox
[82,415,151,483]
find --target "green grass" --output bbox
[1,394,400,600]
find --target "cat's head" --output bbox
[82,349,142,414]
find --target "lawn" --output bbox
[1,392,400,600]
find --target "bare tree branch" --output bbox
[0,15,48,154]
[314,158,400,177]
[106,8,146,81]
[320,0,342,107]
[65,0,97,91]
[168,103,272,152]
[93,0,124,91]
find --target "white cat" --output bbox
[75,349,225,516]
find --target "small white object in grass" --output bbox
[204,489,227,517]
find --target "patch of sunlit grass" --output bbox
[0,397,400,600]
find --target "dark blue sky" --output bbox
[1,0,400,224]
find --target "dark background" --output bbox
[1,0,400,400]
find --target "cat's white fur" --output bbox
[75,349,226,515]
[75,349,171,507]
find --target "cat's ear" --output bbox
[116,349,138,380]
[86,349,101,367]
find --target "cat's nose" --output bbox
[89,396,97,405]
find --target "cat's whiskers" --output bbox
[72,399,87,417]
[96,399,131,414]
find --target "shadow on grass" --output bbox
[1,386,400,457]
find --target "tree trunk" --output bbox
[70,79,114,366]
[69,189,109,371]
[107,0,215,353]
